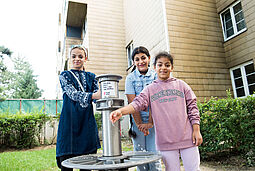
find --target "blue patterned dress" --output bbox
[56,69,101,158]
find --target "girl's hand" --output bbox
[92,91,101,99]
[138,123,153,136]
[110,110,122,123]
[193,131,203,146]
[192,124,203,146]
[92,89,101,99]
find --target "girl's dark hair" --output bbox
[127,46,150,72]
[153,51,174,67]
[131,46,150,61]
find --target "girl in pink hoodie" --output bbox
[110,52,203,171]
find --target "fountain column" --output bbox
[95,74,124,157]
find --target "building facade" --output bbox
[57,0,255,101]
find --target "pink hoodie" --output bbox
[131,77,200,151]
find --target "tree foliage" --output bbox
[0,46,43,99]
[0,62,12,100]
[0,46,13,101]
[10,56,43,99]
[0,46,12,57]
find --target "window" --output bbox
[66,26,82,38]
[230,61,255,98]
[58,41,61,53]
[220,1,247,41]
[58,13,61,25]
[126,42,133,68]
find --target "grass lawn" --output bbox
[0,146,58,171]
[0,140,134,171]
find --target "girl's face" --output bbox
[70,48,87,70]
[134,53,150,75]
[154,57,173,81]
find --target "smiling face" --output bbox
[70,48,87,70]
[154,56,173,81]
[133,53,150,75]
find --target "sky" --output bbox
[0,0,61,99]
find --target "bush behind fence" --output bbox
[0,112,52,149]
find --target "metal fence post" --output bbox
[56,100,58,115]
[19,99,22,113]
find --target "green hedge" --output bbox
[0,111,100,150]
[95,112,102,130]
[0,112,51,149]
[199,93,255,166]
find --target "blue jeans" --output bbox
[132,121,162,171]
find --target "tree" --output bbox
[10,56,43,99]
[0,58,6,101]
[0,46,13,101]
[0,46,12,57]
[0,46,42,99]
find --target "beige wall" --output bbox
[123,0,169,59]
[165,0,232,101]
[78,0,127,90]
[217,0,255,68]
[216,0,235,13]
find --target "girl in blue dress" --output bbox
[56,45,101,171]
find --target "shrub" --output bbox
[95,112,102,130]
[199,92,255,166]
[0,112,51,149]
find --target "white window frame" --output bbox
[230,61,255,98]
[220,0,247,41]
[126,41,133,68]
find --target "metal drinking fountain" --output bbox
[95,74,124,157]
[62,74,162,171]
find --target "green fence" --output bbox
[0,99,63,115]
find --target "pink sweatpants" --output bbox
[160,146,200,171]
